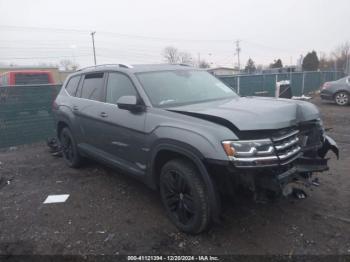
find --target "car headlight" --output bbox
[222,139,278,167]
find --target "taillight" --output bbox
[52,100,59,110]
[322,82,331,90]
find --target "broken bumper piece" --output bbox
[318,135,339,160]
[273,134,339,185]
[277,157,329,183]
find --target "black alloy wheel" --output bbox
[160,159,210,234]
[60,127,82,168]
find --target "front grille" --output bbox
[272,129,302,165]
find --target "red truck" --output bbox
[0,70,57,115]
[0,70,55,86]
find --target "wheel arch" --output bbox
[149,142,221,222]
[333,89,350,98]
[57,120,70,139]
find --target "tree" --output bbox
[244,58,256,74]
[270,59,283,68]
[162,46,180,64]
[178,51,193,64]
[332,42,350,73]
[316,42,350,73]
[198,60,210,68]
[302,51,319,71]
[319,52,333,70]
[59,59,79,71]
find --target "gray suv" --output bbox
[53,64,338,234]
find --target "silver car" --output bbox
[320,76,350,106]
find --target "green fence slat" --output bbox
[217,71,345,98]
[0,84,62,148]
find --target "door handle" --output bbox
[73,106,79,111]
[100,112,108,118]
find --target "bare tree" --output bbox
[198,60,210,68]
[162,46,180,64]
[319,52,333,71]
[178,52,193,65]
[59,59,79,71]
[332,41,350,72]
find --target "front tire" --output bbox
[334,91,349,106]
[160,159,210,234]
[60,127,82,168]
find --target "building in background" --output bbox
[261,66,297,74]
[207,67,241,76]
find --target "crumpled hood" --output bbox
[168,96,320,131]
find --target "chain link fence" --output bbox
[0,84,61,148]
[218,71,345,97]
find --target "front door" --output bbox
[97,72,147,175]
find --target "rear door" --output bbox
[74,72,106,150]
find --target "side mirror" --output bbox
[116,95,143,111]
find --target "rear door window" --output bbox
[65,76,81,96]
[80,73,104,101]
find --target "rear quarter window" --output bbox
[65,76,81,96]
[80,73,104,101]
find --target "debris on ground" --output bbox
[47,138,62,157]
[312,178,320,187]
[9,146,17,151]
[293,188,307,199]
[292,95,312,100]
[43,194,70,204]
[104,233,115,242]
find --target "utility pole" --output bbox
[235,40,241,70]
[90,31,97,65]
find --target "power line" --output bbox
[0,24,239,43]
[0,55,91,60]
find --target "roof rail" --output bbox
[77,63,133,72]
[177,63,192,67]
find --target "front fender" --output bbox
[149,125,228,160]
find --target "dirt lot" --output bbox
[0,96,350,256]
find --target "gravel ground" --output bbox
[0,96,350,256]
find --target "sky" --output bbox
[0,0,349,68]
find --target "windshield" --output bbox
[136,70,237,107]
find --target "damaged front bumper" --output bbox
[210,135,339,196]
[265,135,339,183]
[258,135,339,195]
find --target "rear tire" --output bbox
[60,127,82,168]
[334,91,349,106]
[159,159,210,234]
